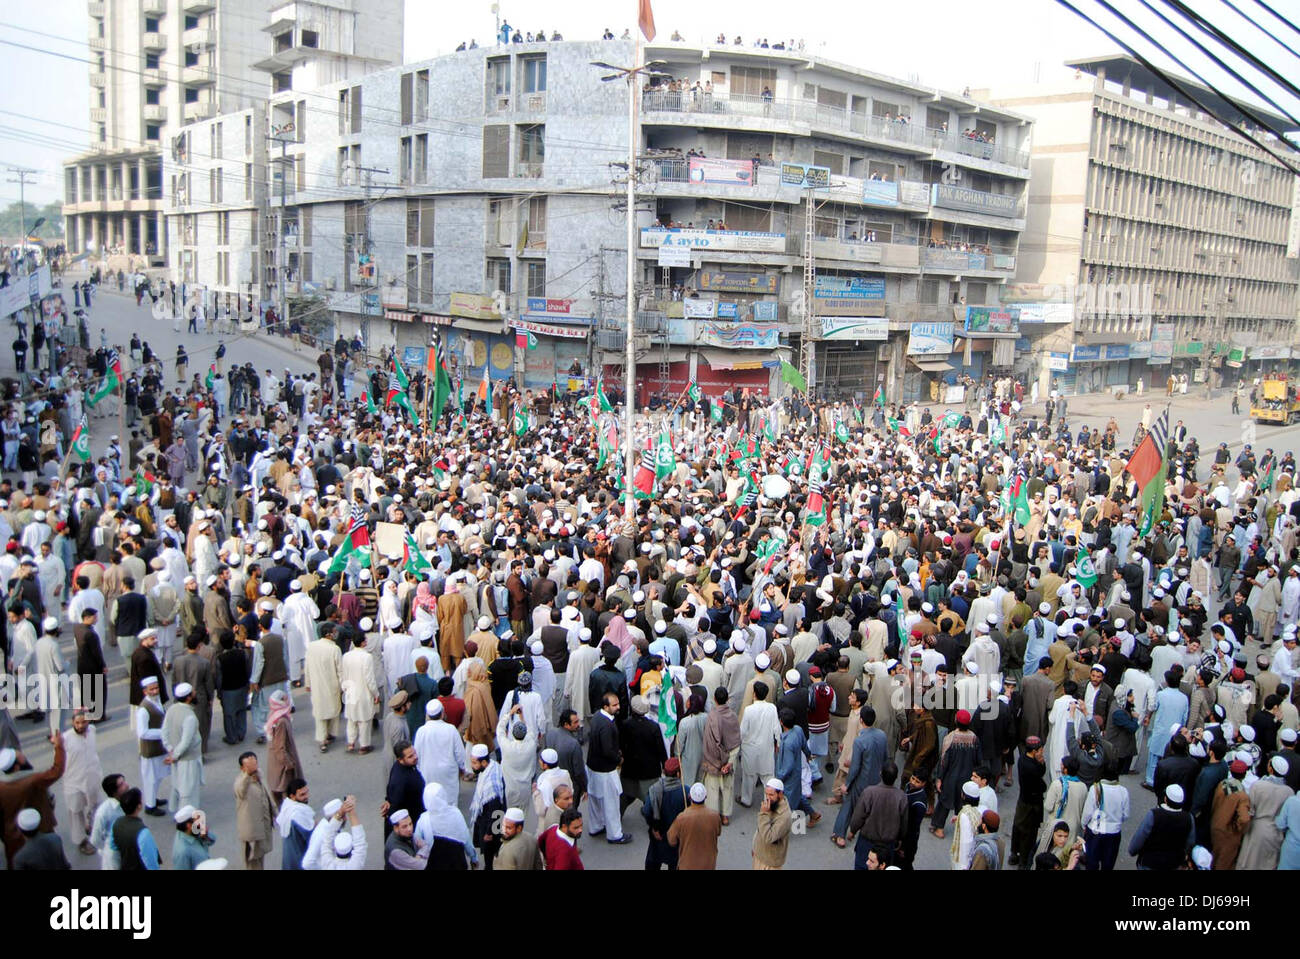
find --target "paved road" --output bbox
[6,284,1282,870]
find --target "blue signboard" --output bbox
[716,302,738,319]
[814,276,885,300]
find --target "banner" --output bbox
[449,292,499,320]
[682,298,718,319]
[1045,351,1070,371]
[753,301,778,322]
[698,271,779,294]
[513,319,589,339]
[931,183,1019,217]
[641,228,786,253]
[963,306,1020,335]
[1012,302,1073,324]
[814,276,885,300]
[779,162,830,188]
[819,317,889,341]
[907,322,955,355]
[862,180,899,207]
[669,319,780,349]
[525,297,573,316]
[401,346,427,369]
[1150,322,1175,365]
[657,246,692,267]
[688,157,755,187]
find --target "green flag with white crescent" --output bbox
[1075,546,1098,589]
[835,420,850,443]
[655,430,675,481]
[513,404,530,437]
[657,669,677,738]
[70,416,91,462]
[687,381,701,404]
[710,402,723,423]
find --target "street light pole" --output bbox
[623,40,640,519]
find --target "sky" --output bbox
[1,0,1298,205]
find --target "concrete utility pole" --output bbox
[268,125,294,332]
[354,164,390,351]
[5,166,37,245]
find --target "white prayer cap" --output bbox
[174,683,194,698]
[1240,724,1256,742]
[654,620,668,635]
[689,782,708,803]
[921,602,934,614]
[1191,846,1213,870]
[173,804,197,824]
[775,624,789,636]
[290,579,302,591]
[260,583,274,595]
[962,781,981,798]
[965,661,979,674]
[633,590,646,603]
[359,569,372,582]
[1039,602,1051,614]
[622,609,636,621]
[15,808,40,832]
[139,627,158,640]
[1090,664,1106,675]
[976,623,990,635]
[765,778,785,791]
[785,669,802,685]
[504,807,526,824]
[703,639,717,654]
[470,743,490,760]
[1164,784,1185,806]
[0,749,14,772]
[477,615,492,630]
[41,616,59,632]
[195,857,228,870]
[985,613,998,625]
[333,832,354,856]
[540,748,559,765]
[755,653,771,669]
[1281,728,1298,744]
[426,700,443,718]
[358,617,373,632]
[579,627,592,641]
[731,636,747,653]
[272,550,284,561]
[323,799,343,818]
[1271,756,1290,776]
[140,677,159,690]
[389,809,411,826]
[1170,721,1183,736]
[204,575,218,588]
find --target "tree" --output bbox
[0,201,64,242]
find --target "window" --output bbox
[244,162,253,201]
[723,202,770,232]
[867,160,901,181]
[871,99,904,119]
[486,258,512,296]
[415,70,429,121]
[401,73,413,125]
[245,115,252,154]
[518,123,544,169]
[343,201,366,291]
[812,150,844,175]
[65,169,76,204]
[526,196,546,248]
[488,57,511,105]
[144,17,159,31]
[296,101,306,141]
[526,261,546,297]
[926,106,949,131]
[145,52,159,69]
[816,87,847,110]
[98,124,106,143]
[337,144,360,185]
[489,198,512,245]
[185,50,199,68]
[407,198,435,247]
[216,211,230,245]
[301,252,313,283]
[415,134,428,184]
[339,86,362,134]
[209,168,217,203]
[301,29,318,48]
[522,55,547,93]
[300,206,312,245]
[185,88,200,104]
[400,136,413,183]
[420,254,434,305]
[406,254,419,307]
[731,66,776,99]
[145,88,160,105]
[482,125,509,178]
[184,14,198,29]
[273,72,291,94]
[214,122,223,160]
[145,124,160,142]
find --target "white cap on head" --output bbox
[140,677,159,690]
[504,807,526,824]
[15,808,40,832]
[41,616,59,632]
[195,857,228,870]
[426,700,444,718]
[478,615,492,630]
[333,832,354,856]
[689,782,708,803]
[785,669,802,685]
[755,653,770,669]
[389,809,411,826]
[765,777,785,791]
[174,682,194,698]
[540,748,559,765]
[1191,846,1213,870]
[173,804,197,824]
[470,743,489,760]
[703,639,717,654]
[1164,784,1185,806]
[530,640,544,656]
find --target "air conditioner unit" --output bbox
[323,277,336,290]
[527,94,545,110]
[495,95,511,111]
[384,274,397,285]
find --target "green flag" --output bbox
[657,668,677,738]
[429,355,452,429]
[941,412,962,429]
[596,377,613,412]
[654,430,676,481]
[1000,474,1032,526]
[70,416,91,462]
[328,519,372,574]
[873,384,884,407]
[205,363,216,391]
[1138,446,1170,537]
[513,404,530,437]
[133,468,156,498]
[1259,455,1276,492]
[1075,546,1098,589]
[687,381,701,404]
[779,360,807,394]
[363,390,378,416]
[710,402,723,423]
[990,420,1006,446]
[895,590,908,647]
[834,420,849,443]
[403,530,432,575]
[764,413,777,443]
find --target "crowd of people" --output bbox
[0,276,1299,873]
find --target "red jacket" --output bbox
[537,825,584,870]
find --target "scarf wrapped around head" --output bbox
[265,689,293,739]
[604,614,632,655]
[414,581,437,615]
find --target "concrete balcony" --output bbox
[89,108,107,124]
[142,0,166,13]
[142,31,166,52]
[183,0,215,12]
[183,27,215,48]
[182,64,214,86]
[88,1,105,16]
[88,37,105,51]
[143,104,167,122]
[183,101,217,123]
[142,68,167,86]
[89,70,107,88]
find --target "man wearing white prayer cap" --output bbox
[11,806,70,870]
[413,697,468,803]
[135,676,170,815]
[163,681,204,812]
[494,806,542,870]
[665,781,723,869]
[384,808,428,870]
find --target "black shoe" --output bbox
[587,828,605,837]
[606,835,633,845]
[144,806,165,817]
[825,762,836,774]
[1007,853,1020,867]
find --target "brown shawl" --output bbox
[463,660,498,748]
[700,703,741,776]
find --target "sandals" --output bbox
[832,835,846,848]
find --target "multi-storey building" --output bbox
[986,56,1300,396]
[164,0,403,314]
[165,39,1033,402]
[62,0,401,270]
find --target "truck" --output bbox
[1250,374,1300,424]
